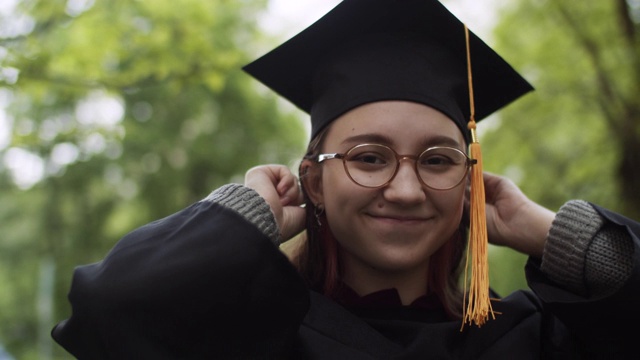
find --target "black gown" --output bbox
[52,195,640,359]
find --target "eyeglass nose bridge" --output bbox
[397,154,418,162]
[382,154,423,187]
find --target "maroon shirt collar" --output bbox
[333,285,443,310]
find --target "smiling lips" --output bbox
[368,213,431,223]
[364,214,432,238]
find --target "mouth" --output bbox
[367,213,430,223]
[363,213,434,237]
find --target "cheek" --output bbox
[318,168,340,217]
[321,163,353,201]
[321,166,374,225]
[431,186,465,220]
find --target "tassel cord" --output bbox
[460,24,495,329]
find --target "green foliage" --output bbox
[484,0,622,211]
[479,0,639,293]
[485,0,639,213]
[1,0,306,358]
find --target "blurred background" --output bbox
[0,0,638,358]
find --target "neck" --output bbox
[341,260,430,306]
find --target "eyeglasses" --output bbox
[316,144,476,190]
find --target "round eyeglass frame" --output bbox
[316,143,477,190]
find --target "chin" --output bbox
[368,253,431,273]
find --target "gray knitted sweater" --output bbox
[207,184,634,298]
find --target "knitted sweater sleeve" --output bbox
[540,200,634,297]
[204,183,282,244]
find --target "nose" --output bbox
[382,158,427,204]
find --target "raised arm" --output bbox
[52,179,309,359]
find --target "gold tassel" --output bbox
[461,24,495,329]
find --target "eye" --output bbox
[419,148,466,170]
[421,154,455,166]
[349,152,388,165]
[345,145,394,168]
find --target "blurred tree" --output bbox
[0,0,306,358]
[482,0,639,295]
[486,0,639,216]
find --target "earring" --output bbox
[314,204,325,227]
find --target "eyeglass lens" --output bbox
[343,144,468,189]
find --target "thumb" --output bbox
[280,205,307,241]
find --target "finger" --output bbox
[276,171,303,206]
[281,206,307,240]
[244,165,287,219]
[281,180,305,206]
[292,180,306,205]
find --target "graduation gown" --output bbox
[52,196,640,359]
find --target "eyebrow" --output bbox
[341,133,463,149]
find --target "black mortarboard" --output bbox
[243,0,533,142]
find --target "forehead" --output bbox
[324,101,466,149]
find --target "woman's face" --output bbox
[314,101,467,279]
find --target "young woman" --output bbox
[52,0,639,358]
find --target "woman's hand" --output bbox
[244,164,307,241]
[482,172,556,258]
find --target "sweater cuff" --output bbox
[541,200,604,296]
[202,184,281,245]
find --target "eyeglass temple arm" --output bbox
[317,153,344,163]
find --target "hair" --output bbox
[294,126,468,319]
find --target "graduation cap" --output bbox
[243,0,532,142]
[243,0,533,328]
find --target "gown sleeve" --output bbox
[51,184,309,359]
[526,200,640,358]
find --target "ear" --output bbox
[299,159,324,206]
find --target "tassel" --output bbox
[461,24,495,329]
